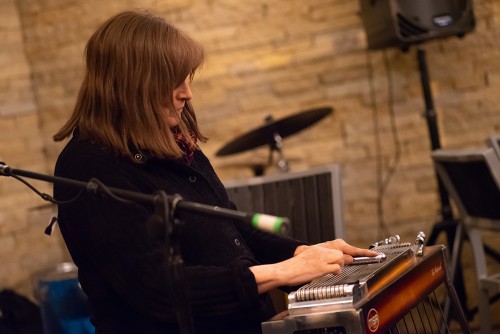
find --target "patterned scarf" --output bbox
[172,127,197,165]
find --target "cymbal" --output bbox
[215,107,333,156]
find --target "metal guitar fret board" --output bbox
[291,243,413,303]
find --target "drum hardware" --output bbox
[215,107,333,175]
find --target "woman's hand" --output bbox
[250,244,347,293]
[294,239,378,265]
[250,239,379,294]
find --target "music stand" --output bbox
[486,134,500,159]
[432,147,500,334]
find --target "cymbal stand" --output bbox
[269,132,289,173]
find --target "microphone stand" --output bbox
[152,191,194,334]
[0,162,290,334]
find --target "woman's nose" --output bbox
[176,81,192,100]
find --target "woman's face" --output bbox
[165,79,192,127]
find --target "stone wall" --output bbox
[1,0,499,325]
[0,0,71,299]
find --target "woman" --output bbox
[53,10,377,333]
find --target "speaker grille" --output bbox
[224,165,344,244]
[359,0,475,50]
[397,14,428,38]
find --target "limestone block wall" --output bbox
[0,0,70,299]
[0,1,499,324]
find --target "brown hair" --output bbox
[54,10,206,160]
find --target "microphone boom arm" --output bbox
[0,161,290,235]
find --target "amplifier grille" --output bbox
[224,165,344,244]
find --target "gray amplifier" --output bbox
[224,164,344,244]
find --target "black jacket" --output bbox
[54,136,304,333]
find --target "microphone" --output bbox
[250,213,290,235]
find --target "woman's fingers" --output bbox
[342,244,379,257]
[319,239,379,257]
[327,263,343,275]
[343,254,354,265]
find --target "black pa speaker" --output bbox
[359,0,475,50]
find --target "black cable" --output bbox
[378,51,402,218]
[8,174,85,235]
[87,178,136,204]
[365,51,390,239]
[10,174,83,205]
[365,49,403,239]
[10,174,153,236]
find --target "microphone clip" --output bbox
[0,161,11,176]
